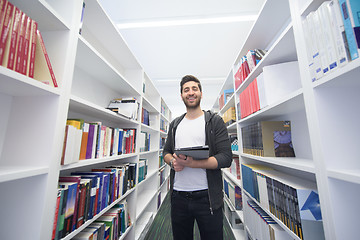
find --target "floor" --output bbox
[144,192,237,240]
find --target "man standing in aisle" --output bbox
[163,75,232,240]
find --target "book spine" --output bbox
[15,12,26,73]
[6,7,21,70]
[21,15,31,74]
[0,2,13,65]
[27,19,37,77]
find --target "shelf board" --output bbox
[10,0,70,31]
[238,89,304,124]
[0,166,49,183]
[60,152,138,171]
[243,189,301,240]
[142,96,159,114]
[136,189,158,219]
[223,170,241,187]
[81,0,141,70]
[327,169,360,185]
[0,66,60,97]
[312,58,360,89]
[75,37,139,97]
[237,0,292,60]
[236,23,297,94]
[69,95,139,126]
[240,153,316,173]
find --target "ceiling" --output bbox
[99,0,266,119]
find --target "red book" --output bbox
[51,189,62,240]
[253,78,260,112]
[76,179,90,228]
[26,19,37,78]
[21,15,31,74]
[0,2,13,65]
[5,6,21,70]
[14,12,26,73]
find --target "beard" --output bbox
[182,95,201,109]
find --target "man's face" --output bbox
[181,81,202,109]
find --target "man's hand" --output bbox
[171,154,186,172]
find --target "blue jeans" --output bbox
[171,190,223,240]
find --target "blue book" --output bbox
[348,0,360,48]
[338,0,359,60]
[118,129,124,155]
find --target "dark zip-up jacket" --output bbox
[163,110,232,211]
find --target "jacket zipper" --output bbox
[207,125,214,215]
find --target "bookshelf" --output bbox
[0,0,171,239]
[213,0,360,240]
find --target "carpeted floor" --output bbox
[144,192,236,240]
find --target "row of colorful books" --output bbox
[238,60,301,119]
[244,196,290,240]
[52,164,136,239]
[233,49,267,90]
[61,119,137,165]
[223,177,242,211]
[303,0,360,82]
[0,0,57,86]
[72,201,131,240]
[241,164,324,240]
[241,121,296,158]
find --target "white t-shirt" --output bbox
[174,114,208,191]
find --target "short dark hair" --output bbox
[180,75,202,93]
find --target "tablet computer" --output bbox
[174,145,209,160]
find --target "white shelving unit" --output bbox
[0,0,171,239]
[213,0,360,240]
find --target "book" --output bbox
[86,123,96,159]
[346,0,360,48]
[59,176,81,232]
[21,14,31,74]
[3,6,20,70]
[26,19,37,77]
[0,2,14,65]
[14,12,26,74]
[70,173,100,219]
[338,0,359,60]
[174,145,210,160]
[76,178,90,228]
[51,188,63,240]
[241,121,295,157]
[55,187,68,240]
[34,29,58,86]
[327,1,349,67]
[58,181,78,237]
[79,122,89,160]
